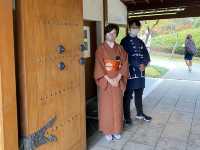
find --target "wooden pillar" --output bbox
[0,0,18,149]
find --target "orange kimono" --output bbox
[94,42,128,134]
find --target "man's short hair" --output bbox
[128,20,141,28]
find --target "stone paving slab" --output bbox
[130,125,163,147]
[88,78,200,150]
[155,137,187,150]
[123,142,154,150]
[187,144,200,150]
[161,122,190,142]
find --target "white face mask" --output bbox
[130,28,140,36]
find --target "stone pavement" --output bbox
[150,57,200,81]
[88,74,200,150]
[163,63,200,81]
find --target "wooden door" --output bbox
[15,0,86,150]
[0,0,18,149]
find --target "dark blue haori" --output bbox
[121,35,150,89]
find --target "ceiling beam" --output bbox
[160,0,164,3]
[132,0,136,5]
[121,0,200,11]
[121,0,200,20]
[121,0,136,5]
[144,0,150,4]
[128,7,200,20]
[128,13,200,20]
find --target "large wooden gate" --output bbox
[16,0,86,149]
[0,0,18,149]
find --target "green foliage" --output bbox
[193,18,200,28]
[116,27,126,44]
[145,18,194,36]
[146,65,168,78]
[151,28,200,57]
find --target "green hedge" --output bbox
[151,28,200,57]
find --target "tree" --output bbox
[143,20,159,51]
[170,24,179,57]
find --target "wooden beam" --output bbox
[121,0,136,5]
[0,0,19,150]
[103,0,108,26]
[160,0,164,3]
[145,0,150,4]
[123,0,200,19]
[128,6,200,20]
[125,0,200,11]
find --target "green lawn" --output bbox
[146,65,168,78]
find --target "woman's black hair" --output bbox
[104,24,119,37]
[186,34,192,39]
[128,20,141,28]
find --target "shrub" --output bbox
[151,28,200,57]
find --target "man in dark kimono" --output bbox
[121,20,152,125]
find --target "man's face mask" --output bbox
[130,28,140,36]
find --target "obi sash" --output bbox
[104,59,121,72]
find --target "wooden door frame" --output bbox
[84,21,97,101]
[0,0,19,149]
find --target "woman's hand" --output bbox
[110,79,119,87]
[104,75,121,87]
[114,73,122,83]
[111,74,122,87]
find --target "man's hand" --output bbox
[139,64,145,72]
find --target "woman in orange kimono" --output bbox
[94,24,128,141]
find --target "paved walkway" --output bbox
[163,63,200,81]
[151,57,200,81]
[88,58,200,150]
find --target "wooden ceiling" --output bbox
[121,0,200,20]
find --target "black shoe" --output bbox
[124,119,132,125]
[136,113,152,122]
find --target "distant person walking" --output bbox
[184,34,197,72]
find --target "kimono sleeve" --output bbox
[94,47,108,89]
[119,47,128,78]
[119,47,129,91]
